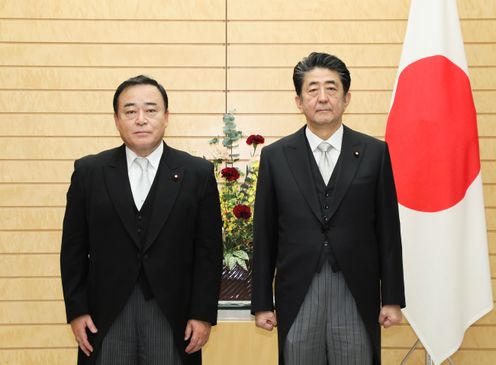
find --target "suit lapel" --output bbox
[284,127,323,223]
[326,125,365,220]
[103,145,141,248]
[144,143,184,251]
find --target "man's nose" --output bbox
[317,88,327,102]
[136,109,146,124]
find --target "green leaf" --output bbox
[233,250,249,260]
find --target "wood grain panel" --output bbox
[0,324,75,348]
[482,162,496,184]
[0,44,225,67]
[489,232,496,254]
[480,139,496,160]
[484,185,496,206]
[0,207,64,230]
[0,67,226,91]
[0,349,76,365]
[0,231,62,254]
[0,161,74,183]
[0,90,225,114]
[0,0,226,20]
[478,115,496,137]
[227,0,496,20]
[0,254,59,277]
[487,209,496,230]
[0,20,225,43]
[227,0,410,20]
[0,301,66,324]
[490,255,496,277]
[0,278,62,300]
[228,44,495,67]
[228,20,406,44]
[228,44,402,67]
[204,322,278,365]
[0,185,68,207]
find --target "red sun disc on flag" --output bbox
[386,55,480,212]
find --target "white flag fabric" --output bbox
[385,0,493,363]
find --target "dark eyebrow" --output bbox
[307,80,337,87]
[123,102,158,108]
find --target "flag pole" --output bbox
[400,339,456,365]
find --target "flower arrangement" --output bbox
[209,112,264,271]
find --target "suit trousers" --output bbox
[95,285,182,365]
[284,263,372,365]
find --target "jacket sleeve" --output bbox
[376,143,406,308]
[251,148,279,314]
[60,160,91,322]
[189,165,223,325]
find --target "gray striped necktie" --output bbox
[317,142,333,184]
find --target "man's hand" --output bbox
[255,311,277,331]
[378,305,402,328]
[70,314,98,357]
[184,319,211,354]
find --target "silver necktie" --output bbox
[134,157,151,210]
[317,142,333,185]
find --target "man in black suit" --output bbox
[60,75,223,365]
[251,52,405,364]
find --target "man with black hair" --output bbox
[252,53,406,365]
[61,75,223,365]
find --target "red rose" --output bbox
[233,204,252,219]
[246,134,265,146]
[221,167,240,181]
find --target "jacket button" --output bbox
[137,215,143,220]
[324,241,329,247]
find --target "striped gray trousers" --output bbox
[96,285,182,365]
[284,263,372,365]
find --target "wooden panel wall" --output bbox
[0,0,494,364]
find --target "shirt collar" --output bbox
[305,124,344,152]
[125,142,164,170]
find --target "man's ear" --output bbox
[294,95,303,112]
[344,92,351,108]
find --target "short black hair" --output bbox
[113,75,168,113]
[293,52,351,96]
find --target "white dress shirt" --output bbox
[126,142,163,205]
[305,124,343,177]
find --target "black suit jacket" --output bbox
[60,142,223,365]
[251,125,405,365]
